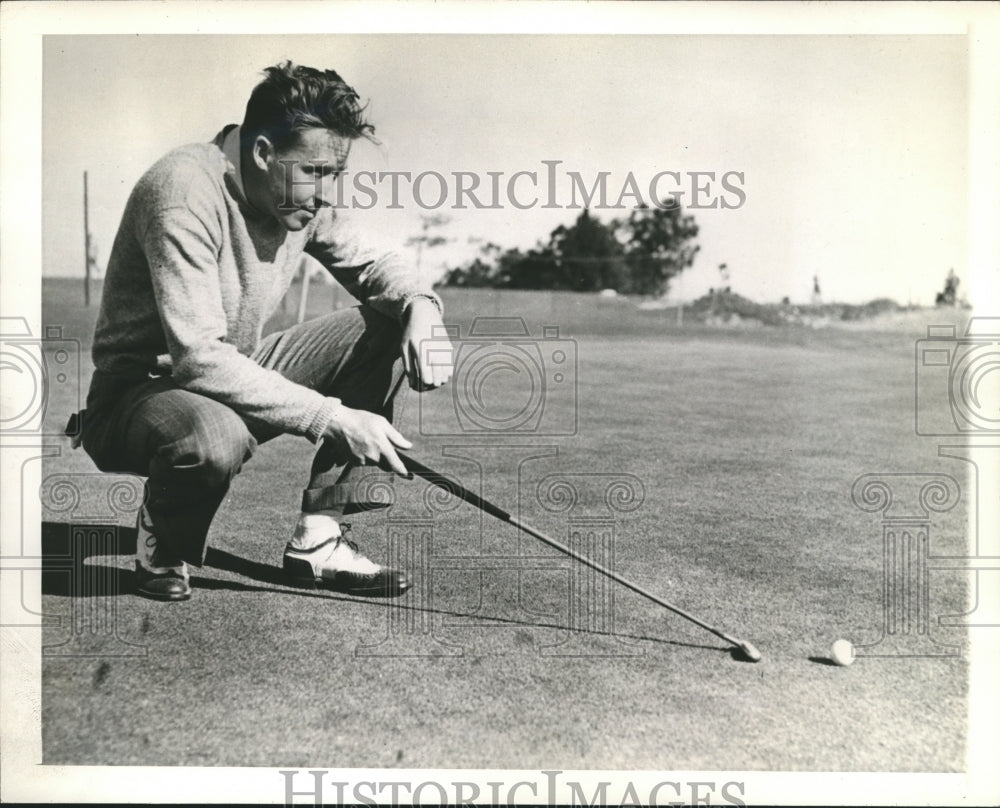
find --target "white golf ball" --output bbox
[831,639,855,667]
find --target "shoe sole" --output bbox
[136,587,191,602]
[285,573,411,598]
[135,563,191,602]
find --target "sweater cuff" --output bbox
[401,292,444,319]
[304,397,342,444]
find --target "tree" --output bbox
[616,204,700,296]
[501,245,561,290]
[549,209,627,292]
[440,204,700,295]
[441,257,498,288]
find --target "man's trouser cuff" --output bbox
[301,479,394,514]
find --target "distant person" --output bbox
[935,268,959,306]
[69,62,453,602]
[811,275,822,305]
[946,269,958,304]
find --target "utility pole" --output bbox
[83,171,91,307]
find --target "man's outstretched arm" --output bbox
[305,209,454,391]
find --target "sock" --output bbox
[136,506,188,576]
[289,511,341,551]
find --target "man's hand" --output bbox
[401,297,454,391]
[323,405,412,476]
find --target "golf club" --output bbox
[396,450,762,663]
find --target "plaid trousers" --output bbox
[80,305,407,565]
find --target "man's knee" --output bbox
[358,304,403,347]
[311,306,402,392]
[197,422,255,488]
[153,406,255,489]
[332,304,402,355]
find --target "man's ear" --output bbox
[252,135,275,171]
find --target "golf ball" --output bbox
[831,639,855,667]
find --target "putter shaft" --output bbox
[399,451,759,659]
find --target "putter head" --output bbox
[736,641,762,663]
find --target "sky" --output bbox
[42,33,970,304]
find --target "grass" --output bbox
[39,278,971,771]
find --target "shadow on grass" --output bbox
[40,521,726,654]
[203,549,726,654]
[41,521,136,598]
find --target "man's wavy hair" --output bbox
[242,61,376,151]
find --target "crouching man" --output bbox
[74,62,452,602]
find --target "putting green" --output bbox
[40,281,970,771]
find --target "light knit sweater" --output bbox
[92,125,441,442]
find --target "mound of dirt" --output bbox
[685,291,968,330]
[686,290,790,327]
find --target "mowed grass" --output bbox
[40,279,970,770]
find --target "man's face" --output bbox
[257,127,351,230]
